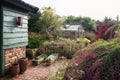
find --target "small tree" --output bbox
[28,12,41,32]
[37,7,63,40]
[95,21,119,40]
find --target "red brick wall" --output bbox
[5,47,26,70]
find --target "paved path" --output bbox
[0,58,69,80]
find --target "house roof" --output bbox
[61,25,84,32]
[3,0,39,13]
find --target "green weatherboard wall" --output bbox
[0,0,39,76]
[0,6,29,76]
[3,7,28,49]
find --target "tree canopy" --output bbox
[28,12,41,32]
[28,7,119,37]
[28,7,63,40]
[64,16,96,32]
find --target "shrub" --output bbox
[85,31,95,43]
[27,32,43,48]
[64,38,120,80]
[77,38,91,46]
[95,21,118,40]
[48,61,68,80]
[38,40,83,59]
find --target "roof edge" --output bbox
[3,0,39,13]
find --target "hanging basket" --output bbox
[19,57,28,74]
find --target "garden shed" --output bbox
[61,25,85,39]
[0,0,39,76]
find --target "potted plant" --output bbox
[18,57,28,74]
[9,63,20,77]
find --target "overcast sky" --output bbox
[23,0,120,21]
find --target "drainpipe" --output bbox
[0,5,5,77]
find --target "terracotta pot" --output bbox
[10,63,20,77]
[19,57,28,74]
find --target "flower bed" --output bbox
[37,39,84,59]
[64,38,120,80]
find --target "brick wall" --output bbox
[5,47,26,70]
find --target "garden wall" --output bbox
[4,47,26,70]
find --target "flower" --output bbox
[77,38,91,44]
[83,38,91,44]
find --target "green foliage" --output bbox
[103,16,113,23]
[115,23,120,37]
[64,38,120,80]
[64,15,80,25]
[64,16,96,32]
[28,12,41,32]
[27,32,43,48]
[81,17,96,32]
[77,38,90,44]
[38,40,83,59]
[28,7,63,40]
[37,7,63,40]
[48,62,67,80]
[49,70,63,80]
[85,31,96,42]
[101,45,120,80]
[93,38,120,60]
[77,38,91,47]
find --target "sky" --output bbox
[23,0,120,21]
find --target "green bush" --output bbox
[85,31,95,43]
[38,40,83,59]
[27,32,43,48]
[64,38,120,80]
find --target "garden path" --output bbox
[1,57,70,80]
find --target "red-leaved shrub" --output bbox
[95,21,117,40]
[64,38,120,80]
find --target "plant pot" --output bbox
[9,63,20,77]
[26,49,34,59]
[19,57,28,74]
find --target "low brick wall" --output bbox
[5,47,26,70]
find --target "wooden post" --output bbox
[0,5,5,77]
